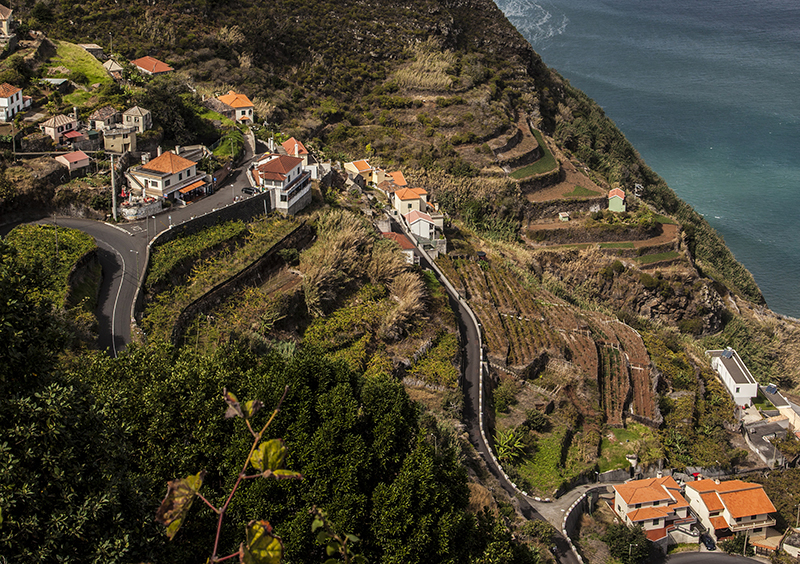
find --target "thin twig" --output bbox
[195,492,220,514]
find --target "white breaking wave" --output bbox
[496,0,568,44]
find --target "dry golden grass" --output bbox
[300,209,372,317]
[382,271,427,340]
[393,39,456,92]
[367,238,408,285]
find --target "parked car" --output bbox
[700,533,716,551]
[242,186,257,195]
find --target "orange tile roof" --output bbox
[688,479,776,519]
[395,187,424,201]
[389,170,407,186]
[282,137,308,156]
[132,56,173,74]
[709,515,730,530]
[614,476,680,505]
[351,159,371,172]
[609,187,626,200]
[626,506,671,522]
[382,232,415,250]
[178,180,206,193]
[0,82,20,98]
[700,491,724,512]
[142,151,195,174]
[218,90,253,109]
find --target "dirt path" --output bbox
[521,222,679,251]
[525,141,606,202]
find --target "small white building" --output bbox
[40,114,78,144]
[685,479,776,543]
[405,210,435,240]
[122,106,152,133]
[381,232,418,265]
[55,150,91,175]
[706,348,759,407]
[251,153,312,215]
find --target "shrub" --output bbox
[494,379,519,413]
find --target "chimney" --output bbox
[656,471,662,479]
[268,137,274,153]
[157,146,162,156]
[73,106,78,119]
[175,145,181,156]
[294,142,299,157]
[714,479,721,485]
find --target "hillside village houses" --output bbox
[125,149,209,201]
[216,91,254,124]
[0,3,17,51]
[123,106,152,134]
[612,475,695,547]
[40,113,78,143]
[706,348,759,407]
[250,152,312,215]
[88,105,120,131]
[55,150,90,177]
[684,479,778,548]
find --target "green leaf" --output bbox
[316,531,332,543]
[155,471,206,540]
[223,388,244,419]
[250,439,302,479]
[326,542,340,556]
[311,517,325,532]
[345,533,360,543]
[240,520,283,564]
[244,399,264,418]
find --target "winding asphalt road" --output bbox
[2,137,261,356]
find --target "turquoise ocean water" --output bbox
[494,0,800,317]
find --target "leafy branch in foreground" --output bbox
[155,386,301,564]
[311,506,366,564]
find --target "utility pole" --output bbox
[111,154,117,221]
[53,214,59,264]
[796,503,800,529]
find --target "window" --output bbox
[178,172,182,180]
[654,501,659,506]
[407,203,412,210]
[653,519,659,526]
[280,195,287,202]
[736,387,740,393]
[165,179,171,187]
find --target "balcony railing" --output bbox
[728,517,776,532]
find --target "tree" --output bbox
[601,523,650,564]
[719,534,754,556]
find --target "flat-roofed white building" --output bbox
[706,348,759,407]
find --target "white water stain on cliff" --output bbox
[494,0,568,44]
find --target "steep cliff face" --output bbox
[535,248,727,336]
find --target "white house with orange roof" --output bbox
[125,150,208,200]
[131,56,173,76]
[613,475,695,546]
[608,187,626,212]
[251,153,311,215]
[393,187,428,214]
[217,91,254,124]
[685,479,776,544]
[0,82,26,121]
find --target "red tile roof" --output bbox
[255,155,303,182]
[179,180,206,193]
[282,137,308,156]
[132,56,174,74]
[142,151,195,174]
[700,491,724,512]
[395,187,425,201]
[645,527,668,542]
[218,90,253,109]
[0,82,20,98]
[626,506,671,522]
[63,130,83,139]
[609,187,626,200]
[59,150,90,163]
[382,232,415,250]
